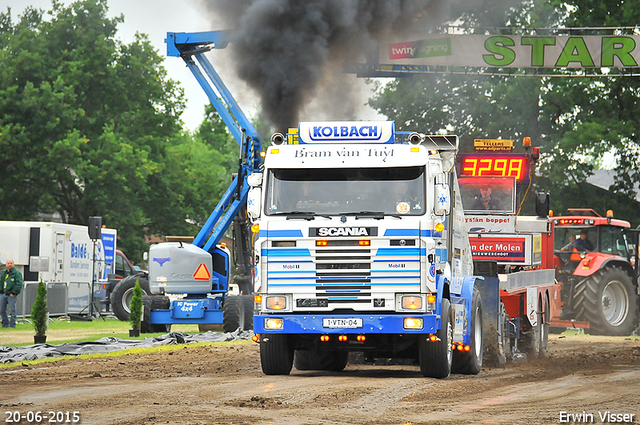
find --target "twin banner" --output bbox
[386,35,640,69]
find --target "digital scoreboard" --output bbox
[457,154,530,184]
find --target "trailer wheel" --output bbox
[140,295,171,334]
[260,334,294,375]
[294,350,349,372]
[419,298,453,379]
[453,288,483,374]
[222,296,241,332]
[110,274,150,321]
[572,266,638,335]
[539,295,550,357]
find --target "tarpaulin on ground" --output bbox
[0,330,253,363]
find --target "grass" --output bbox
[0,316,205,347]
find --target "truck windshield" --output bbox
[265,166,426,216]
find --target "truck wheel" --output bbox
[572,266,638,335]
[140,295,171,334]
[419,298,453,378]
[294,350,349,372]
[110,275,150,321]
[260,334,294,375]
[453,288,483,374]
[223,295,241,332]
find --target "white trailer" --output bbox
[0,221,118,317]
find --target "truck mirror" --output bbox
[247,187,262,219]
[434,184,450,216]
[143,252,148,261]
[247,172,263,188]
[535,192,550,218]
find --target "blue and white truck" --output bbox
[248,123,483,378]
[143,31,482,379]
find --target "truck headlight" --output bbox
[403,317,424,330]
[264,318,284,330]
[266,296,287,310]
[402,296,423,310]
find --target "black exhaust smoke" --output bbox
[203,0,452,130]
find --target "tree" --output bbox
[31,281,48,338]
[0,1,187,256]
[129,280,143,332]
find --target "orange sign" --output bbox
[193,264,211,281]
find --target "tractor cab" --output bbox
[553,208,631,270]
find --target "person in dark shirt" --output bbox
[471,185,503,210]
[574,230,594,251]
[0,259,24,328]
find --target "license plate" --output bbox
[322,318,363,329]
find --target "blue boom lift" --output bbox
[137,31,262,333]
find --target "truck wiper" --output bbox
[272,211,331,220]
[338,211,401,220]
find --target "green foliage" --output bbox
[129,280,143,330]
[0,1,237,260]
[31,281,48,337]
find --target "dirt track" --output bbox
[1,335,639,425]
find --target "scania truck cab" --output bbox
[248,121,483,378]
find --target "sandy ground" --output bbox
[1,335,639,425]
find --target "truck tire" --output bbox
[419,298,453,379]
[453,288,483,374]
[294,350,349,372]
[572,266,638,335]
[260,334,294,375]
[110,274,150,321]
[140,295,172,334]
[223,296,241,332]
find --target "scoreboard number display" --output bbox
[458,154,530,183]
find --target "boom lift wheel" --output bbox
[419,298,453,378]
[140,295,171,333]
[110,275,150,321]
[222,295,254,332]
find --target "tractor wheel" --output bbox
[260,334,294,375]
[419,298,453,379]
[110,275,150,321]
[572,266,638,335]
[294,350,349,372]
[452,288,483,374]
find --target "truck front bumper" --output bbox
[254,313,440,334]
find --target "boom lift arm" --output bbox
[165,31,262,294]
[166,31,262,253]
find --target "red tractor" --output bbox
[553,208,639,335]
